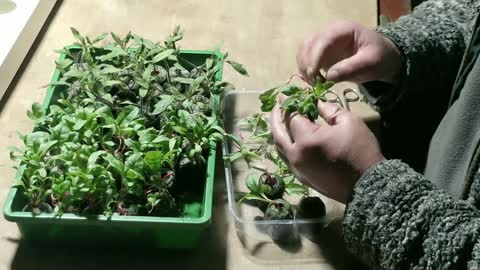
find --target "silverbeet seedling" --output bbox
[259,74,335,121]
[9,26,248,217]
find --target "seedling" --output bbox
[10,26,248,217]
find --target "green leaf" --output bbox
[169,137,177,151]
[259,86,281,112]
[100,66,121,74]
[285,182,309,196]
[226,60,249,76]
[96,47,127,62]
[126,168,144,180]
[103,153,124,175]
[117,106,139,126]
[139,89,148,97]
[245,174,259,193]
[71,27,85,45]
[206,58,213,69]
[280,96,298,111]
[73,119,87,130]
[125,153,143,170]
[144,151,164,173]
[39,140,58,154]
[111,32,123,47]
[55,58,74,71]
[172,77,195,84]
[142,64,154,82]
[152,49,175,63]
[322,81,334,90]
[27,102,45,120]
[238,193,269,204]
[223,151,243,162]
[103,80,123,87]
[152,95,174,115]
[87,150,106,168]
[92,33,108,44]
[38,168,47,178]
[280,85,302,96]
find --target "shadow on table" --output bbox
[305,219,370,270]
[10,149,229,270]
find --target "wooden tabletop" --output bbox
[0,1,377,269]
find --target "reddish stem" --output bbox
[162,172,174,180]
[286,73,313,87]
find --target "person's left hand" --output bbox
[270,96,385,204]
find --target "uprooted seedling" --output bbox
[259,74,335,121]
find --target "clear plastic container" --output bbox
[221,90,350,263]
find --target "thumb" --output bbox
[317,101,350,125]
[326,47,381,83]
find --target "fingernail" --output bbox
[327,69,339,80]
[306,67,314,78]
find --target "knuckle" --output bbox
[368,51,383,66]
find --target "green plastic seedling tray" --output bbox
[3,48,224,249]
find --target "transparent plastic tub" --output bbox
[221,90,351,263]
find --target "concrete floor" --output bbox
[0,1,377,269]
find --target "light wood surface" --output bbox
[0,1,377,269]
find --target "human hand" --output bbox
[270,97,385,203]
[297,21,402,84]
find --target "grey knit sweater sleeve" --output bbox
[363,0,480,111]
[343,160,480,269]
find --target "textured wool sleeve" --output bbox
[343,159,480,269]
[362,0,480,112]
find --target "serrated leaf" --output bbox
[322,81,334,90]
[259,86,281,112]
[280,96,297,111]
[280,85,302,96]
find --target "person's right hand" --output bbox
[297,21,403,84]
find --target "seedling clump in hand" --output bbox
[259,74,334,121]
